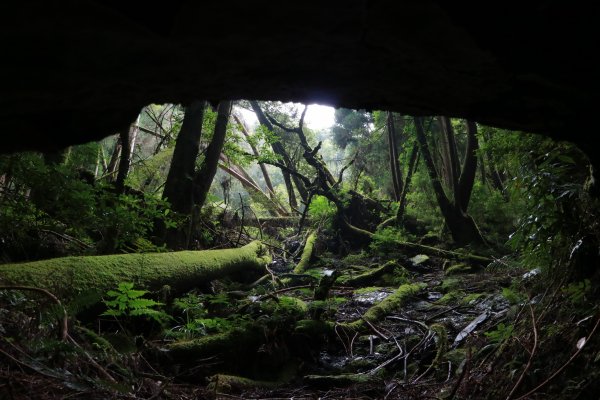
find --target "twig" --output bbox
[257,284,314,301]
[514,315,600,400]
[448,344,471,399]
[0,285,68,341]
[236,194,246,246]
[361,318,389,341]
[506,304,538,399]
[67,334,117,383]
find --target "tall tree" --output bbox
[193,100,233,210]
[414,117,485,246]
[250,101,309,209]
[386,112,404,201]
[162,101,206,216]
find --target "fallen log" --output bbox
[344,283,426,331]
[293,231,317,274]
[0,241,270,299]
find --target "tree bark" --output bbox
[396,142,419,223]
[0,241,270,300]
[193,100,233,210]
[457,120,479,211]
[414,117,484,246]
[386,111,404,201]
[162,101,206,215]
[115,126,131,194]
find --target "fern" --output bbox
[101,282,167,323]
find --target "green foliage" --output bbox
[101,283,167,323]
[505,141,591,275]
[308,195,336,224]
[501,287,525,305]
[370,226,414,253]
[562,279,591,304]
[484,323,514,344]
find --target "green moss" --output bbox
[0,241,270,300]
[353,286,383,295]
[261,296,308,319]
[294,319,335,336]
[207,374,279,394]
[436,290,465,305]
[294,231,317,274]
[339,261,408,287]
[462,293,485,305]
[430,323,448,366]
[167,325,260,362]
[304,372,374,388]
[445,263,475,275]
[440,277,460,292]
[346,283,426,330]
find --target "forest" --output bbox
[1,100,599,400]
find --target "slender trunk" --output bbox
[193,100,233,210]
[457,120,479,211]
[440,116,461,206]
[396,143,419,223]
[115,127,130,194]
[232,114,277,200]
[162,101,206,215]
[106,135,122,180]
[386,112,403,201]
[250,101,298,209]
[219,163,286,216]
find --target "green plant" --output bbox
[484,323,514,344]
[308,195,336,224]
[562,279,591,304]
[501,287,525,305]
[101,282,167,323]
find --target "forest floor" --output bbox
[0,230,595,399]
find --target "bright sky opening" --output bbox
[238,103,335,131]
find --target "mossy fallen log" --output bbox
[303,372,378,388]
[293,231,317,274]
[344,282,426,331]
[167,325,262,364]
[339,261,408,287]
[207,374,281,395]
[0,241,270,299]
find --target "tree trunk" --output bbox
[396,142,419,223]
[440,116,461,207]
[193,100,233,210]
[232,113,278,201]
[457,120,479,211]
[114,128,130,194]
[0,241,270,300]
[162,101,206,215]
[386,111,404,201]
[414,117,484,246]
[106,135,121,180]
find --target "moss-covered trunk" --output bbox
[0,241,270,299]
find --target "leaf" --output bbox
[118,282,134,291]
[577,337,586,350]
[128,298,162,309]
[126,289,149,299]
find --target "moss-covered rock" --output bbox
[0,241,270,299]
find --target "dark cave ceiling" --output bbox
[1,1,598,165]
